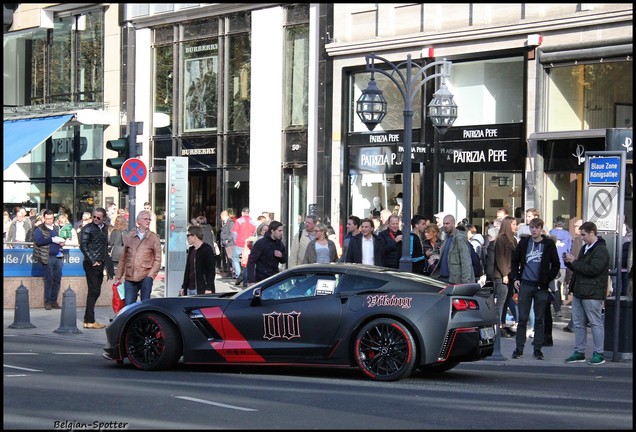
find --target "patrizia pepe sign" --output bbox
[437,123,524,171]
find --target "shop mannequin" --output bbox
[371,196,383,217]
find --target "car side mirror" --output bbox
[250,287,262,306]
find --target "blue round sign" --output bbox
[121,158,147,186]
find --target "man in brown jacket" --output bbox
[114,210,162,305]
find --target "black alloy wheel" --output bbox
[354,318,417,381]
[125,313,182,371]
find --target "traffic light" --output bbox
[105,137,129,194]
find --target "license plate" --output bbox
[479,326,495,339]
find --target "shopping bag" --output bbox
[112,282,125,313]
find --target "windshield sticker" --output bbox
[316,279,336,295]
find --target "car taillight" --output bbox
[452,298,479,311]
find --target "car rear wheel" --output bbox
[125,313,182,371]
[354,318,416,381]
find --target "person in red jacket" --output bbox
[231,207,257,285]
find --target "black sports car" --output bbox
[104,264,497,381]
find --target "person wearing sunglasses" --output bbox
[79,207,110,329]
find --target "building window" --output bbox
[546,61,633,131]
[284,5,309,129]
[182,39,219,132]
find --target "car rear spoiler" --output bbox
[441,283,483,296]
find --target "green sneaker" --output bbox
[588,352,605,365]
[564,351,586,363]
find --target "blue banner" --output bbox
[3,248,86,277]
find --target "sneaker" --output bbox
[563,326,573,333]
[588,352,605,365]
[511,349,523,359]
[503,327,516,337]
[533,350,544,360]
[527,328,534,338]
[44,302,52,310]
[564,351,586,363]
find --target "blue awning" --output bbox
[3,114,74,170]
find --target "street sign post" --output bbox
[583,151,628,361]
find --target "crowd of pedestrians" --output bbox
[5,199,631,366]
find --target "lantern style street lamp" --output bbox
[356,53,457,272]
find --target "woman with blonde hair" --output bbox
[422,224,441,275]
[302,222,338,264]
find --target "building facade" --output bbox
[4,3,632,262]
[326,3,632,239]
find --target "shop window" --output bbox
[182,39,219,132]
[546,61,633,132]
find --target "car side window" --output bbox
[261,273,341,300]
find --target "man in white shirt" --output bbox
[344,218,384,266]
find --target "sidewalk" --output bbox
[4,275,632,369]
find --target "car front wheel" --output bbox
[354,318,416,381]
[125,312,182,371]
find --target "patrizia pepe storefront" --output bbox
[347,122,525,234]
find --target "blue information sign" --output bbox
[587,156,621,183]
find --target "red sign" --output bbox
[121,158,147,186]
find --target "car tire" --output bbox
[354,318,417,381]
[125,312,182,371]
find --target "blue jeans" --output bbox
[44,257,63,304]
[572,297,604,354]
[515,282,549,351]
[232,246,243,279]
[124,276,153,306]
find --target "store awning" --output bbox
[3,114,74,170]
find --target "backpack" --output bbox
[466,239,483,278]
[484,240,497,281]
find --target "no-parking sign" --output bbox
[121,158,147,186]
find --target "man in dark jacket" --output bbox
[247,221,287,283]
[563,221,610,365]
[181,224,216,295]
[344,218,384,266]
[510,217,560,360]
[79,207,110,329]
[33,209,65,310]
[378,214,403,269]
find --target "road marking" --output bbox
[3,364,42,372]
[52,352,97,355]
[175,396,258,412]
[3,353,38,355]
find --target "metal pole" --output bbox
[127,121,137,231]
[399,57,414,272]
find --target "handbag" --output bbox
[112,282,125,313]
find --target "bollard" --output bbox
[486,298,507,361]
[9,281,36,329]
[54,286,82,334]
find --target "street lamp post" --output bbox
[356,53,457,272]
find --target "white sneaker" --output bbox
[527,328,534,338]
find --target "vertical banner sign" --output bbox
[165,157,189,297]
